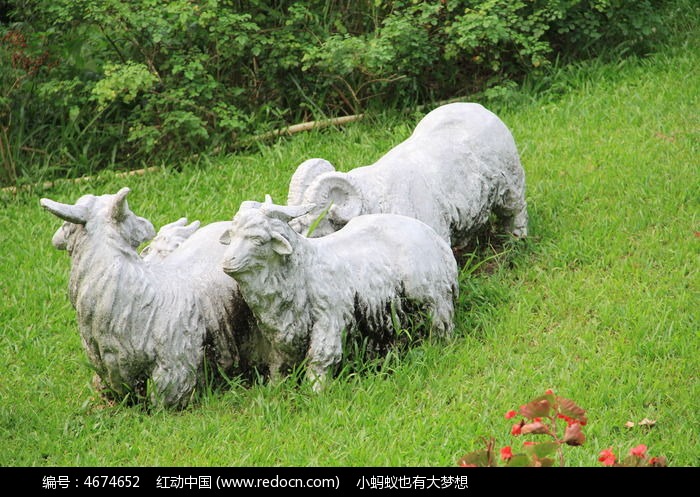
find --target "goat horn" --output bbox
[109,187,132,221]
[40,198,88,225]
[239,200,263,211]
[261,202,316,222]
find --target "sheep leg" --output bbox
[267,349,286,383]
[306,319,343,392]
[150,363,197,409]
[91,373,119,403]
[503,204,528,238]
[429,299,456,338]
[496,193,528,238]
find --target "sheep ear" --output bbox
[270,231,293,256]
[40,198,88,225]
[109,187,131,221]
[219,229,232,246]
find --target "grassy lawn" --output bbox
[1,21,697,467]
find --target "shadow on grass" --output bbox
[453,217,540,343]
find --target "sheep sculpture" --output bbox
[219,196,459,389]
[287,102,528,250]
[41,187,254,409]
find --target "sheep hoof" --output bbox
[307,368,330,393]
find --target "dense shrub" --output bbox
[0,0,668,185]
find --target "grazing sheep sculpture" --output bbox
[41,187,253,409]
[287,102,528,249]
[219,197,459,389]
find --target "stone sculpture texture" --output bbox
[219,197,459,389]
[41,187,253,409]
[286,102,528,249]
[42,101,528,406]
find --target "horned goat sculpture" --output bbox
[287,102,528,249]
[219,196,459,390]
[41,187,253,409]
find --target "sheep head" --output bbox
[41,187,156,253]
[220,197,314,275]
[140,217,201,262]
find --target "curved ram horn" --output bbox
[40,198,89,225]
[304,172,362,225]
[287,158,336,205]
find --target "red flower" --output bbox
[505,410,517,420]
[500,446,513,461]
[511,423,522,436]
[629,444,647,458]
[558,413,586,426]
[647,456,667,467]
[598,448,616,466]
[523,441,535,447]
[545,389,554,395]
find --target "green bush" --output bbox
[0,0,670,185]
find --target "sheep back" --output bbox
[291,102,528,248]
[301,213,459,379]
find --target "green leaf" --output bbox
[305,202,332,237]
[524,441,559,459]
[617,454,644,467]
[458,450,493,467]
[505,454,532,467]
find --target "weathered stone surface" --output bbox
[287,102,528,249]
[41,187,251,409]
[220,197,459,389]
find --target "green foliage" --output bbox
[91,62,157,110]
[0,0,678,186]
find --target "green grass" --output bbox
[1,20,698,467]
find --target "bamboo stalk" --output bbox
[252,114,365,141]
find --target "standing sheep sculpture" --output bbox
[219,197,459,389]
[41,187,253,409]
[287,102,528,249]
